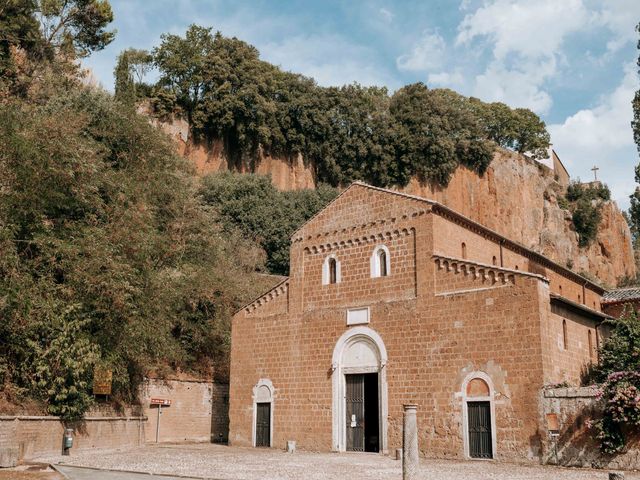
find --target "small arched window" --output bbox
[492,256,497,266]
[461,242,467,259]
[588,330,594,362]
[329,258,337,284]
[562,319,568,350]
[559,285,563,295]
[322,254,341,285]
[515,265,519,271]
[378,250,388,277]
[370,245,391,278]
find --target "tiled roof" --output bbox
[602,287,640,303]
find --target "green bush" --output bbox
[200,172,338,275]
[588,310,640,453]
[560,181,610,247]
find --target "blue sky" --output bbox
[84,0,640,208]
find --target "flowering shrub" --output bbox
[587,308,640,453]
[591,371,640,453]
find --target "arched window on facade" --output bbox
[562,319,568,350]
[370,245,391,278]
[492,256,497,266]
[323,254,341,285]
[461,242,467,259]
[588,330,594,362]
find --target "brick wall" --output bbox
[0,413,145,466]
[230,183,607,463]
[140,378,229,444]
[540,387,640,470]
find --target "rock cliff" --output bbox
[155,116,635,287]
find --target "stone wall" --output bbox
[0,413,145,467]
[540,387,640,470]
[140,377,229,444]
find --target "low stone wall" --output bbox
[0,413,146,467]
[140,378,229,444]
[541,387,640,470]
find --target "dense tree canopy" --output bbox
[200,173,338,275]
[147,25,551,189]
[0,6,275,418]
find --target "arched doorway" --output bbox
[331,327,388,453]
[461,372,496,459]
[252,379,274,447]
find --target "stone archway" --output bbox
[331,326,388,453]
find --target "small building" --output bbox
[533,147,570,186]
[602,287,640,318]
[229,182,609,461]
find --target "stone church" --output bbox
[229,182,610,461]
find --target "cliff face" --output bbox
[403,150,635,287]
[155,116,635,286]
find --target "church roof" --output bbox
[298,182,605,294]
[602,287,640,304]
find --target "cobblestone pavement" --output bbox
[36,443,640,480]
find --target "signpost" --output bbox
[150,398,172,443]
[93,367,112,396]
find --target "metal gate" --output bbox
[255,402,271,447]
[468,401,492,458]
[346,374,365,452]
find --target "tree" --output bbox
[200,172,338,275]
[390,84,494,186]
[0,79,268,413]
[633,22,640,159]
[35,0,115,57]
[114,48,152,105]
[153,25,216,122]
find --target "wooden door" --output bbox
[346,374,365,452]
[255,402,271,447]
[468,401,492,458]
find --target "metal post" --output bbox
[156,405,161,443]
[403,404,419,480]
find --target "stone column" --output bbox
[403,404,419,480]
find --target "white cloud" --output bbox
[472,58,556,113]
[454,0,590,113]
[549,63,639,207]
[456,0,588,60]
[428,71,464,87]
[379,8,394,23]
[260,33,397,88]
[593,0,640,53]
[396,30,446,72]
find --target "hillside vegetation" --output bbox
[116,25,551,189]
[0,3,556,419]
[0,2,277,418]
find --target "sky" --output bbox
[84,0,640,208]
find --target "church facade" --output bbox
[229,182,610,461]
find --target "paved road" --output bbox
[36,444,640,480]
[54,466,203,480]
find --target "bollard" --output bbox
[286,440,296,453]
[609,473,625,480]
[403,404,419,480]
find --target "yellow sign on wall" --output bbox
[93,367,113,395]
